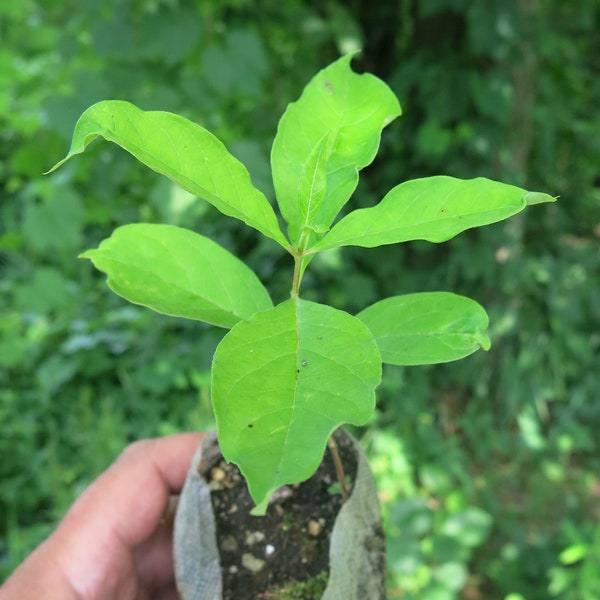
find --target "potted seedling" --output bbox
[48,54,554,599]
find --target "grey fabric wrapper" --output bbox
[174,431,222,599]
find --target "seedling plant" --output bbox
[49,54,554,514]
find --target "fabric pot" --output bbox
[174,428,385,599]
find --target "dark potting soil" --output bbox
[196,428,358,599]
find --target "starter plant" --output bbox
[49,53,553,532]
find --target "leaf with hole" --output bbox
[271,53,401,245]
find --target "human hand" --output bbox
[0,432,203,600]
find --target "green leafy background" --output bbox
[1,1,599,598]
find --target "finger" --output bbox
[150,582,181,600]
[134,502,177,587]
[63,432,203,546]
[51,432,203,599]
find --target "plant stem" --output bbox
[327,435,350,503]
[292,232,351,502]
[290,230,311,298]
[291,253,302,298]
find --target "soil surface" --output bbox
[196,429,358,599]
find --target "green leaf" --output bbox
[524,191,559,205]
[441,507,493,548]
[271,53,402,246]
[47,100,288,247]
[297,132,330,227]
[81,223,273,328]
[211,298,381,511]
[357,292,490,366]
[559,544,588,565]
[312,176,557,252]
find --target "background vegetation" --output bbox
[1,1,599,598]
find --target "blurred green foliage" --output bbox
[1,0,599,598]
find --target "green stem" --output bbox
[290,230,311,298]
[291,254,302,298]
[327,435,350,503]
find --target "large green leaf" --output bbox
[211,298,382,512]
[312,176,557,252]
[357,292,490,366]
[271,53,401,246]
[81,223,273,328]
[47,100,288,247]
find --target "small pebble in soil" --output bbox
[242,553,266,573]
[211,467,226,481]
[245,530,266,545]
[208,479,224,492]
[307,519,324,537]
[220,535,238,552]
